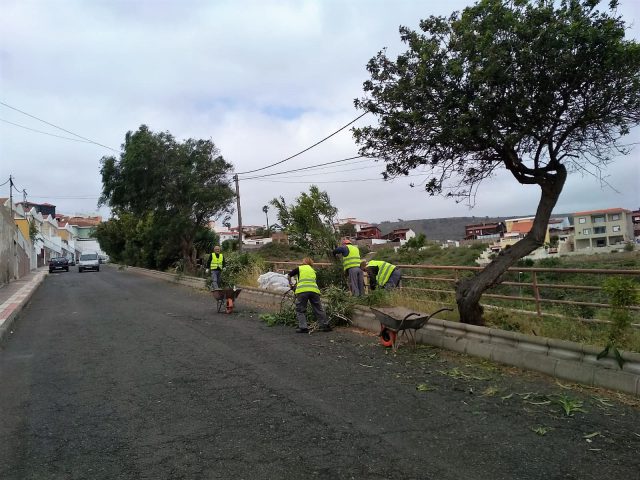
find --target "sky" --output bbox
[1,0,639,228]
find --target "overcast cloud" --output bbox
[1,0,639,228]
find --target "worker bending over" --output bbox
[287,257,332,333]
[361,259,402,290]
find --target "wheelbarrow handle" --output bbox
[428,307,454,319]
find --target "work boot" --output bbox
[317,325,332,332]
[295,327,309,333]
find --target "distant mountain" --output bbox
[377,217,506,242]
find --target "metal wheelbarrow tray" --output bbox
[371,306,453,351]
[211,288,242,313]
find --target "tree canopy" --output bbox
[270,186,339,257]
[354,0,640,324]
[97,125,234,271]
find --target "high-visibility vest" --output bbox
[210,252,224,269]
[295,264,320,295]
[368,260,395,287]
[342,244,361,271]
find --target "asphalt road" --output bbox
[1,266,639,480]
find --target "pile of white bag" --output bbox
[257,272,290,293]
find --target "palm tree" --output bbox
[262,205,270,233]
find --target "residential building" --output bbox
[356,225,382,240]
[383,228,416,244]
[632,208,640,240]
[464,222,505,240]
[335,218,372,233]
[572,208,634,250]
[16,201,56,217]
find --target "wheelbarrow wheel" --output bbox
[226,297,234,314]
[379,326,397,348]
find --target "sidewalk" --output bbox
[0,268,48,341]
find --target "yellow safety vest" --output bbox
[342,244,361,271]
[368,260,395,287]
[210,252,224,269]
[295,264,320,295]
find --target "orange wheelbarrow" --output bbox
[212,288,242,314]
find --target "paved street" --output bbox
[1,266,639,479]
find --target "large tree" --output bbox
[270,186,339,257]
[354,0,640,325]
[99,125,235,271]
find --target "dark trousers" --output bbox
[295,291,328,329]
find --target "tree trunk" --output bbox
[456,168,567,325]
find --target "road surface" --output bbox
[1,266,639,479]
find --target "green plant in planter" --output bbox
[597,277,639,368]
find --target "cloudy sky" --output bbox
[1,0,639,228]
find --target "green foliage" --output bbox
[597,277,639,367]
[270,186,338,257]
[97,125,235,272]
[356,288,393,307]
[315,262,346,290]
[27,219,41,243]
[624,242,635,252]
[221,239,239,252]
[254,242,306,261]
[354,0,640,199]
[403,233,427,250]
[338,223,357,237]
[220,252,266,288]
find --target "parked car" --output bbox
[78,252,100,273]
[49,257,69,273]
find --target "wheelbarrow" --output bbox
[371,306,453,352]
[211,288,242,314]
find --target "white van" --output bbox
[78,252,100,272]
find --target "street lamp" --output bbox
[262,205,270,234]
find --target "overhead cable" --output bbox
[235,112,369,175]
[0,101,119,152]
[247,173,427,184]
[240,155,369,180]
[0,118,94,144]
[0,178,10,187]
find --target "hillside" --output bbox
[376,217,504,242]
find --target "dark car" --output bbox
[49,257,69,273]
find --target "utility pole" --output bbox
[233,174,243,252]
[8,175,15,279]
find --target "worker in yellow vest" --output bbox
[208,245,225,290]
[360,259,402,290]
[332,238,364,296]
[287,257,332,333]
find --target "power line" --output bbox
[240,155,369,180]
[0,177,10,187]
[244,163,378,180]
[235,112,369,175]
[0,118,95,144]
[0,101,119,152]
[248,173,427,184]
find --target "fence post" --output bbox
[532,271,542,317]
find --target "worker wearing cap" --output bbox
[287,257,332,333]
[360,259,402,290]
[332,238,364,296]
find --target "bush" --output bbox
[220,252,266,288]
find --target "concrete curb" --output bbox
[0,270,48,342]
[114,267,640,397]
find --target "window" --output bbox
[594,226,606,234]
[592,216,605,223]
[611,214,620,221]
[612,225,621,232]
[578,217,586,224]
[583,228,591,235]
